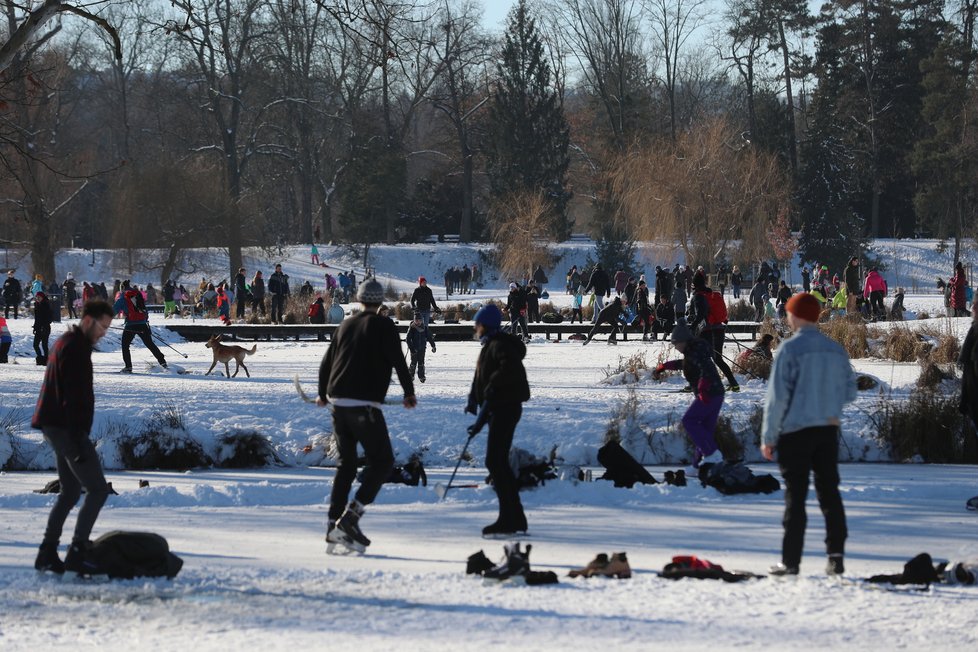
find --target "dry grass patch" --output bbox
[820,317,870,358]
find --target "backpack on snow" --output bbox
[698,461,779,495]
[86,531,183,579]
[597,440,657,488]
[700,290,728,325]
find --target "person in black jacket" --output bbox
[635,280,653,339]
[4,270,22,319]
[505,283,530,340]
[525,280,541,323]
[267,264,289,324]
[234,267,248,319]
[466,303,531,537]
[410,277,440,327]
[61,273,78,319]
[583,264,611,322]
[654,266,674,305]
[32,291,53,365]
[583,296,626,345]
[749,278,768,322]
[406,313,436,382]
[652,296,676,341]
[731,266,743,299]
[318,279,416,553]
[31,299,114,577]
[688,275,739,391]
[250,270,266,316]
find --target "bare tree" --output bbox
[644,0,706,141]
[489,189,557,281]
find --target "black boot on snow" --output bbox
[484,543,531,584]
[35,356,45,366]
[64,541,104,578]
[34,541,65,575]
[328,501,370,553]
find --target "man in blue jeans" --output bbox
[31,300,115,577]
[762,292,857,576]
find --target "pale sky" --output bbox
[483,0,515,32]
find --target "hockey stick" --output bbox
[434,433,477,500]
[294,375,317,403]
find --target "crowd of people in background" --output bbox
[443,263,481,295]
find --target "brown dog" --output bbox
[205,335,256,378]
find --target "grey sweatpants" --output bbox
[42,427,109,547]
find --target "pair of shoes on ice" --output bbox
[663,469,687,487]
[769,554,844,577]
[469,542,532,583]
[568,552,632,579]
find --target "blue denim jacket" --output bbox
[761,326,857,446]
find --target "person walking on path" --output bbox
[32,291,53,365]
[410,276,440,327]
[318,279,417,553]
[112,283,166,373]
[466,304,530,537]
[268,264,290,324]
[653,322,725,467]
[31,299,115,577]
[761,292,856,577]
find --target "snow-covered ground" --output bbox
[0,239,976,649]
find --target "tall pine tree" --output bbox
[485,0,572,238]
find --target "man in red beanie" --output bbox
[761,292,856,577]
[410,276,440,327]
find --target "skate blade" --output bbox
[326,533,366,554]
[482,574,527,586]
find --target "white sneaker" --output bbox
[701,450,724,465]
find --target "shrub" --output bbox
[733,350,772,380]
[819,317,869,358]
[726,299,754,321]
[879,326,925,362]
[603,389,641,445]
[870,392,970,463]
[757,319,784,348]
[917,311,930,320]
[215,431,281,468]
[916,355,955,392]
[603,350,651,380]
[713,416,745,461]
[918,324,961,364]
[119,403,211,469]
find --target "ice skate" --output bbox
[483,542,531,585]
[327,501,370,553]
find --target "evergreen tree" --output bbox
[485,0,572,238]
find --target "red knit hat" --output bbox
[786,292,821,323]
[418,276,426,284]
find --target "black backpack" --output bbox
[597,440,657,488]
[87,531,184,579]
[698,461,780,495]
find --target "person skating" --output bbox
[32,291,53,365]
[844,257,861,316]
[652,322,725,467]
[406,312,436,383]
[465,304,530,537]
[4,270,22,319]
[688,274,739,391]
[62,273,78,319]
[583,264,611,322]
[505,282,530,341]
[112,282,166,373]
[634,279,654,339]
[583,296,627,345]
[749,277,768,322]
[318,279,417,553]
[761,293,856,576]
[31,299,115,577]
[410,276,440,327]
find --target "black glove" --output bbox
[464,402,477,415]
[467,402,491,436]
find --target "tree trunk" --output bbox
[778,19,798,180]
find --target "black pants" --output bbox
[328,405,394,521]
[869,290,885,319]
[34,325,50,358]
[0,341,10,362]
[409,349,427,381]
[236,297,246,319]
[754,302,765,322]
[650,317,673,339]
[66,297,77,319]
[510,315,529,339]
[527,303,539,323]
[121,323,166,368]
[251,297,266,316]
[701,329,736,386]
[586,316,620,342]
[270,294,286,322]
[42,427,109,547]
[486,404,526,528]
[4,300,17,319]
[570,308,583,323]
[777,425,848,568]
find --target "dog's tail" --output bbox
[247,345,257,356]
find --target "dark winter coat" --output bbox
[251,277,265,301]
[163,282,176,302]
[960,320,978,427]
[467,331,530,410]
[731,272,743,288]
[950,272,968,310]
[506,288,527,316]
[33,298,53,330]
[268,271,289,297]
[31,327,96,436]
[613,270,629,294]
[671,286,687,315]
[406,324,435,355]
[748,281,767,306]
[688,287,722,333]
[318,310,414,404]
[3,276,22,302]
[776,285,793,307]
[62,279,77,302]
[235,272,247,296]
[844,263,861,296]
[410,285,439,312]
[655,302,676,327]
[635,286,652,316]
[663,337,724,398]
[655,268,674,305]
[584,267,611,296]
[533,266,548,285]
[594,298,626,325]
[525,286,540,310]
[308,299,326,324]
[622,281,638,307]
